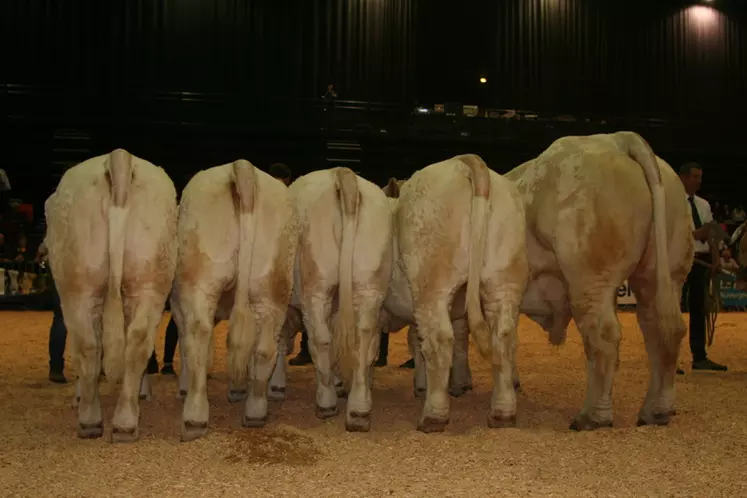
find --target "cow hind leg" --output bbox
[449,318,473,397]
[629,277,685,426]
[344,295,382,432]
[180,291,219,442]
[111,297,162,443]
[304,295,338,419]
[415,299,454,433]
[65,295,104,439]
[408,325,427,398]
[483,298,523,428]
[242,303,285,428]
[569,286,621,431]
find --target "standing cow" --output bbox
[173,160,298,442]
[504,131,693,430]
[271,167,393,432]
[44,149,178,441]
[384,154,529,432]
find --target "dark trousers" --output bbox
[378,332,389,360]
[150,316,179,365]
[299,329,309,354]
[163,317,178,364]
[683,256,708,362]
[48,274,68,373]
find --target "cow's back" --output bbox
[290,169,392,285]
[506,135,656,278]
[44,154,116,290]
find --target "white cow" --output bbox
[504,131,693,430]
[44,149,177,442]
[270,167,393,432]
[385,154,529,432]
[379,175,477,398]
[172,159,298,442]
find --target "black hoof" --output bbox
[242,415,267,428]
[345,411,371,432]
[569,416,613,432]
[487,413,517,428]
[111,425,138,443]
[181,420,208,442]
[227,390,247,403]
[449,384,473,398]
[417,416,449,433]
[315,405,338,420]
[414,387,426,398]
[637,411,674,427]
[77,421,104,439]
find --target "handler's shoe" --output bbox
[692,358,727,371]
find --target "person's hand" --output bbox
[694,226,709,242]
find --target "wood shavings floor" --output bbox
[1,311,746,497]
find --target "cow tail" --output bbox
[227,159,258,388]
[102,149,132,383]
[333,167,360,390]
[616,132,681,352]
[456,154,492,360]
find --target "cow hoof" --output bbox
[449,384,473,398]
[139,393,151,401]
[77,421,104,439]
[227,389,248,403]
[242,415,267,428]
[513,379,521,392]
[413,387,426,398]
[637,410,674,427]
[345,411,371,432]
[71,396,81,409]
[268,386,286,401]
[487,412,517,429]
[111,426,139,443]
[315,405,338,420]
[181,420,208,442]
[569,416,613,432]
[335,385,348,399]
[177,390,187,400]
[417,416,449,434]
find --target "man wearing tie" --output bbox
[679,162,727,373]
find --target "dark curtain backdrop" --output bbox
[2,0,746,120]
[415,0,747,120]
[1,0,417,110]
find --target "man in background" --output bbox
[678,162,727,374]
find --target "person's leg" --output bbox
[688,260,726,371]
[374,332,389,367]
[48,275,68,383]
[289,328,313,365]
[161,316,179,375]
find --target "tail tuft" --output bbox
[102,149,133,382]
[332,167,359,391]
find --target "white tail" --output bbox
[226,159,258,387]
[102,149,132,383]
[614,131,680,350]
[332,167,359,390]
[455,154,492,360]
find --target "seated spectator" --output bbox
[732,204,746,223]
[721,248,739,272]
[0,232,8,261]
[13,232,29,262]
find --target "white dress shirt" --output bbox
[686,193,713,254]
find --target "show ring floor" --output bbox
[1,311,746,497]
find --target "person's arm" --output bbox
[692,199,713,241]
